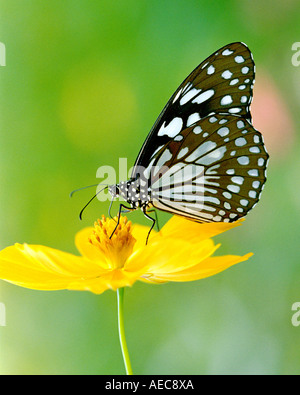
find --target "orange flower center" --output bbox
[88,216,136,269]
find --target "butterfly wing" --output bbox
[148,114,268,223]
[131,42,256,178]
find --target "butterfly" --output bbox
[107,42,269,240]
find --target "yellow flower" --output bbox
[0,216,252,294]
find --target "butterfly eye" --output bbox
[109,185,120,197]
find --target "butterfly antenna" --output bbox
[70,184,108,198]
[108,196,115,220]
[79,186,108,220]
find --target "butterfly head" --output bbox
[108,184,120,198]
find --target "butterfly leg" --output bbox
[121,208,132,214]
[146,209,160,232]
[110,203,134,239]
[142,209,156,245]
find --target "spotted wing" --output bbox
[148,114,268,223]
[131,42,255,179]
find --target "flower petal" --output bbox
[158,216,244,244]
[0,243,106,291]
[131,223,157,252]
[67,268,141,294]
[0,214,252,294]
[75,227,108,267]
[126,235,219,275]
[142,253,253,283]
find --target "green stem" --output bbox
[117,287,133,375]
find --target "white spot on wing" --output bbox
[206,164,220,175]
[249,146,260,153]
[213,215,222,221]
[186,141,217,162]
[153,149,173,176]
[197,146,227,166]
[207,65,215,75]
[219,119,228,124]
[143,157,156,179]
[193,126,202,134]
[222,49,234,56]
[186,113,201,127]
[221,70,233,79]
[226,169,235,175]
[151,163,205,191]
[180,88,201,106]
[237,120,245,129]
[231,176,244,185]
[177,147,189,159]
[237,156,250,165]
[235,55,245,63]
[240,199,249,206]
[227,184,240,193]
[229,107,242,113]
[204,196,220,205]
[192,89,215,104]
[235,137,247,146]
[217,127,230,137]
[230,78,239,86]
[174,135,183,141]
[220,95,233,106]
[253,135,260,143]
[150,144,164,159]
[248,169,259,176]
[172,88,183,103]
[242,66,250,74]
[223,191,232,199]
[157,117,183,138]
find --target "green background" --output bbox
[0,0,300,374]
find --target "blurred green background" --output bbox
[0,0,300,375]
